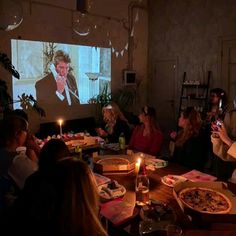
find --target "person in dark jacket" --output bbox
[170,107,207,170]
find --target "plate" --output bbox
[145,158,168,170]
[161,175,187,187]
[140,199,176,223]
[98,180,126,201]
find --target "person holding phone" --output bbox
[35,50,80,107]
[211,109,236,180]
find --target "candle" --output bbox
[135,158,141,175]
[58,119,63,136]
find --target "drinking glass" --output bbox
[166,224,182,236]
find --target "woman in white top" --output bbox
[211,110,236,181]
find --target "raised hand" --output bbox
[56,76,67,94]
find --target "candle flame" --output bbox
[58,119,63,126]
[137,158,141,165]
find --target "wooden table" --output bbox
[102,161,236,236]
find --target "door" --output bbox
[149,59,178,153]
[221,39,236,109]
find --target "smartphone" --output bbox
[216,120,222,128]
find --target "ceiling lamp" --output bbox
[73,0,93,36]
[0,0,23,31]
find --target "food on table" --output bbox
[178,187,232,214]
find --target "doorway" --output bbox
[149,59,178,156]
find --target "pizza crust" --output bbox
[178,187,232,214]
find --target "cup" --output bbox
[139,221,166,236]
[166,224,182,236]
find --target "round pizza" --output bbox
[178,187,232,214]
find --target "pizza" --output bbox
[178,187,232,214]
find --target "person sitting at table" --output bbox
[96,102,131,143]
[6,158,108,236]
[4,109,41,162]
[211,109,236,181]
[129,106,163,156]
[0,116,38,209]
[170,107,207,171]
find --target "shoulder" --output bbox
[35,73,54,87]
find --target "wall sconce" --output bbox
[0,0,23,31]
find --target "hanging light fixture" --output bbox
[73,11,91,36]
[0,0,23,31]
[73,0,93,36]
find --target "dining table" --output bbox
[99,159,236,236]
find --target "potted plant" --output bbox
[0,52,45,118]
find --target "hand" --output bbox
[212,123,233,147]
[170,131,177,140]
[56,76,67,94]
[96,128,108,137]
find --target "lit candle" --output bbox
[135,158,141,175]
[58,119,63,136]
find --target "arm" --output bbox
[149,131,163,156]
[211,123,235,161]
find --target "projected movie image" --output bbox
[11,39,111,110]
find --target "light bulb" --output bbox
[0,0,23,31]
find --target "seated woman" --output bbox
[211,109,236,181]
[96,102,131,143]
[0,116,37,209]
[129,106,163,156]
[170,107,207,171]
[8,158,108,236]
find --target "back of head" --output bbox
[182,106,202,132]
[38,139,70,172]
[0,115,28,147]
[4,109,29,122]
[176,107,202,147]
[52,159,107,236]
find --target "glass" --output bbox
[135,174,150,206]
[166,224,182,236]
[139,221,166,236]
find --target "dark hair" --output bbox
[38,139,70,171]
[0,116,28,147]
[209,88,227,110]
[141,106,160,130]
[4,109,29,122]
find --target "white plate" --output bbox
[145,158,168,169]
[161,175,187,187]
[98,180,126,201]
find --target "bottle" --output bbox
[119,132,126,150]
[135,159,150,206]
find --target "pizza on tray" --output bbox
[178,187,232,214]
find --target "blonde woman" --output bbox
[96,102,131,143]
[9,159,108,236]
[170,107,207,170]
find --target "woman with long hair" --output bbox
[96,102,131,143]
[129,106,163,156]
[170,107,207,170]
[54,159,108,236]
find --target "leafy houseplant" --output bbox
[0,52,45,118]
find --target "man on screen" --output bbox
[35,50,80,107]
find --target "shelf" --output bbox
[182,84,208,88]
[181,96,206,100]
